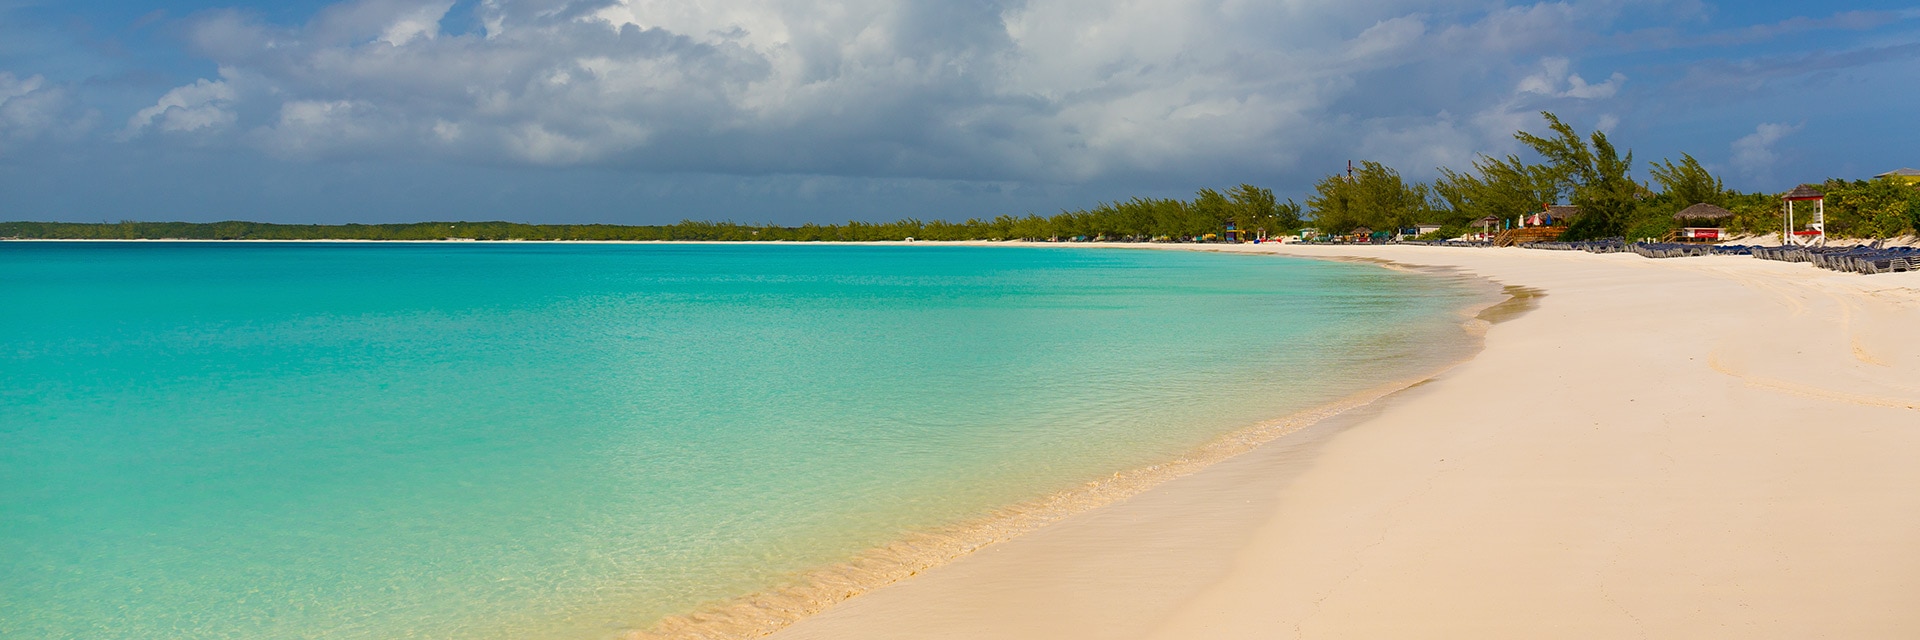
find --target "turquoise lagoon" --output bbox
[1,243,1486,639]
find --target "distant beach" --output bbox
[763,242,1920,640]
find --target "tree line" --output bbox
[1304,112,1920,241]
[0,185,1302,243]
[4,113,1915,242]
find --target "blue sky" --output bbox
[2,0,1917,224]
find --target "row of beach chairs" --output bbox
[1752,245,1920,274]
[1627,243,1758,259]
[1517,238,1628,253]
[1405,236,1915,275]
[1396,240,1493,247]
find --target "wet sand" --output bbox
[767,244,1920,639]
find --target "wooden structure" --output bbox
[1493,226,1565,246]
[1782,185,1825,246]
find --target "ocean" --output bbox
[0,242,1485,639]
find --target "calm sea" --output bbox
[1,242,1484,639]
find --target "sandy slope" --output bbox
[766,244,1920,639]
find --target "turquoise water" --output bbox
[1,243,1484,639]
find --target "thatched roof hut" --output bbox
[1783,184,1825,201]
[1673,203,1734,221]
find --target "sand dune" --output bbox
[768,244,1920,639]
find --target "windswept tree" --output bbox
[1434,154,1565,228]
[1216,184,1302,236]
[1307,161,1437,235]
[1515,112,1638,239]
[1193,188,1233,236]
[1648,153,1729,208]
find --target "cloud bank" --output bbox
[5,0,1917,221]
[116,0,1679,182]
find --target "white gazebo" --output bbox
[1477,215,1500,240]
[1782,184,1825,246]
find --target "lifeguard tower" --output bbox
[1782,185,1825,246]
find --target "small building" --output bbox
[1876,168,1920,185]
[1672,203,1734,243]
[1350,227,1372,243]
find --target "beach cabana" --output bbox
[1782,185,1825,246]
[1476,215,1500,240]
[1673,203,1734,242]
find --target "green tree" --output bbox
[1515,112,1638,239]
[1213,184,1300,237]
[1434,154,1563,228]
[1647,153,1728,208]
[1821,178,1920,238]
[1306,161,1434,235]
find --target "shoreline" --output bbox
[27,240,1919,636]
[763,243,1920,639]
[630,254,1524,640]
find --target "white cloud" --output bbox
[379,1,454,45]
[1,72,94,151]
[1357,112,1480,175]
[1,72,55,137]
[1730,121,1801,177]
[118,0,1658,181]
[1517,57,1626,99]
[1,72,42,103]
[126,78,237,135]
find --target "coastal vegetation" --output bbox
[0,185,1303,243]
[5,114,1916,242]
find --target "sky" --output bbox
[2,0,1917,224]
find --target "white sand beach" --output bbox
[765,244,1920,639]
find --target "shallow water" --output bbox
[0,243,1484,639]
